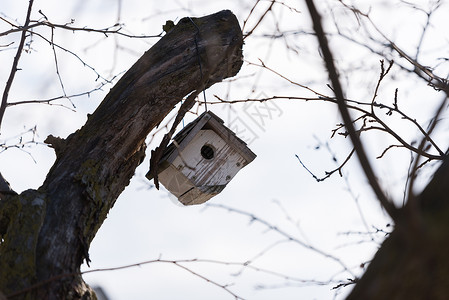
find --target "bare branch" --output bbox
[0,126,45,163]
[0,0,34,131]
[168,261,245,300]
[305,0,398,219]
[376,145,406,159]
[7,80,112,109]
[296,148,355,182]
[246,60,329,97]
[6,258,247,300]
[29,30,111,83]
[213,94,443,160]
[7,255,355,300]
[405,95,449,220]
[370,60,394,112]
[243,59,445,157]
[0,18,162,39]
[207,203,356,277]
[336,1,449,95]
[49,26,75,108]
[243,0,276,40]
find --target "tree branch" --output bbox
[304,0,398,220]
[0,0,34,131]
[0,10,243,299]
[0,172,17,197]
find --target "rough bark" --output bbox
[346,157,449,300]
[0,10,243,299]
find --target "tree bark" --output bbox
[0,10,243,299]
[347,157,449,300]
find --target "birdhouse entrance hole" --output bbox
[201,144,215,160]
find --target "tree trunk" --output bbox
[0,10,243,299]
[347,157,449,300]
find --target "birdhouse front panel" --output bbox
[172,129,247,187]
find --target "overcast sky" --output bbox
[2,0,447,299]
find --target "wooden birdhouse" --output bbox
[146,111,256,205]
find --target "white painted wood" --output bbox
[206,115,256,162]
[172,129,246,186]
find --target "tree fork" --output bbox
[0,10,243,299]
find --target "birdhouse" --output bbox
[146,111,256,205]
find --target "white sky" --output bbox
[1,0,447,299]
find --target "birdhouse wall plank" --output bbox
[158,164,195,197]
[178,187,215,205]
[178,184,227,205]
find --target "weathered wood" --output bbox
[0,10,243,299]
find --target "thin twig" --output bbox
[337,1,449,95]
[7,254,348,299]
[246,59,329,97]
[213,94,443,160]
[7,81,111,108]
[207,203,356,277]
[6,258,247,299]
[295,148,355,182]
[243,0,276,40]
[244,59,445,157]
[0,19,162,39]
[370,60,394,114]
[0,0,34,131]
[50,26,75,108]
[406,95,449,214]
[29,30,110,83]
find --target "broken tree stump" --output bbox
[0,10,243,299]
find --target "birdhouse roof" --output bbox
[156,111,256,174]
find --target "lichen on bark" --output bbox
[0,190,46,295]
